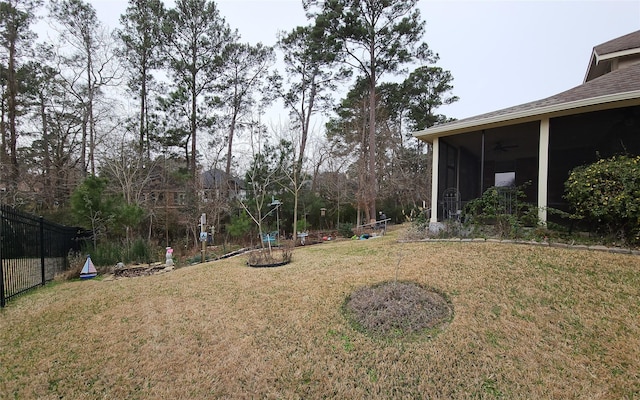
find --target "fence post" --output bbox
[0,262,4,307]
[0,214,7,308]
[40,216,46,287]
[1,206,5,307]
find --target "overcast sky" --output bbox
[88,0,639,122]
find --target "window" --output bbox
[495,172,515,187]
[176,193,186,205]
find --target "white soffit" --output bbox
[595,47,640,63]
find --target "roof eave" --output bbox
[413,90,640,142]
[597,47,640,62]
[584,47,640,83]
[583,50,598,84]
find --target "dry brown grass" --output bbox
[1,226,639,399]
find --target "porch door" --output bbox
[440,141,458,191]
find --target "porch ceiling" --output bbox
[442,122,540,163]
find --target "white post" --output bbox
[538,119,550,225]
[200,213,206,263]
[430,138,440,224]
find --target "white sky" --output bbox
[88,0,639,122]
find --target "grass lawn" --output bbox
[1,226,639,399]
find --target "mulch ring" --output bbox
[343,280,453,340]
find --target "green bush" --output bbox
[464,183,538,238]
[84,239,157,267]
[130,238,153,264]
[86,242,122,266]
[338,223,354,238]
[565,155,640,244]
[228,211,253,238]
[410,208,429,229]
[296,218,309,233]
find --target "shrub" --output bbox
[228,211,253,238]
[88,242,122,266]
[55,251,86,281]
[296,218,309,233]
[83,239,159,267]
[565,155,640,244]
[338,222,354,238]
[464,183,538,238]
[402,209,432,240]
[129,238,153,264]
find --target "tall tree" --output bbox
[273,24,346,236]
[162,0,238,182]
[403,65,458,132]
[275,25,344,175]
[116,0,165,159]
[306,0,427,222]
[49,0,119,176]
[25,48,77,210]
[219,41,274,196]
[0,0,41,193]
[326,78,374,225]
[327,61,458,220]
[156,86,191,162]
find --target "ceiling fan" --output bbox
[493,142,519,152]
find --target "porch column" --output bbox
[538,118,550,225]
[430,137,439,223]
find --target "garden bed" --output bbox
[246,247,292,268]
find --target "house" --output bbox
[413,30,640,229]
[200,168,246,202]
[140,162,188,209]
[141,166,245,210]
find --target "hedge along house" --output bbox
[413,30,640,230]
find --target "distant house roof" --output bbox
[201,169,244,189]
[414,31,640,141]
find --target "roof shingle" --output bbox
[594,29,640,56]
[429,61,640,130]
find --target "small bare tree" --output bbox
[99,136,157,245]
[239,124,282,252]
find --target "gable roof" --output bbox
[201,168,244,189]
[414,61,640,141]
[594,29,640,58]
[585,30,640,82]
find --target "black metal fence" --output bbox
[1,205,86,307]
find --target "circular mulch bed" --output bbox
[343,281,453,340]
[246,248,292,268]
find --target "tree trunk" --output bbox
[367,58,377,222]
[225,95,239,199]
[139,64,147,157]
[293,182,299,242]
[40,93,52,206]
[1,89,6,189]
[225,123,235,196]
[190,66,197,182]
[87,45,95,176]
[7,35,18,191]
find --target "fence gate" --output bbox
[0,205,85,307]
